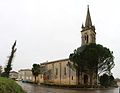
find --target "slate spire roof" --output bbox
[85,5,92,27]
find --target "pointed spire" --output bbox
[85,5,92,27]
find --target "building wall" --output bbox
[18,69,34,82]
[81,29,96,45]
[39,59,97,86]
[39,59,77,85]
[38,74,44,84]
[9,71,18,80]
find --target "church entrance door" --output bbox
[84,75,88,85]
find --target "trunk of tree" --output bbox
[35,76,36,83]
[4,41,17,78]
[96,68,98,85]
[76,67,80,85]
[90,71,93,87]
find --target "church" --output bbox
[38,6,97,86]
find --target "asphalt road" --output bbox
[17,82,119,93]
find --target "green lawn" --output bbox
[0,77,26,93]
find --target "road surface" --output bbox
[17,82,119,93]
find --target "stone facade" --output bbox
[39,59,77,85]
[38,58,97,86]
[18,69,34,82]
[9,71,18,80]
[81,6,96,45]
[81,29,96,45]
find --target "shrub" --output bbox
[0,77,26,93]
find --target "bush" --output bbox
[99,74,117,87]
[0,77,26,93]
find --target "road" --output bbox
[17,82,119,93]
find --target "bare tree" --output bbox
[4,40,17,77]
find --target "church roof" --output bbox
[85,5,92,27]
[81,6,95,32]
[41,58,69,65]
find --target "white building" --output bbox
[18,69,34,82]
[9,71,18,80]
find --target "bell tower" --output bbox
[81,6,96,45]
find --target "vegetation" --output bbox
[99,74,117,87]
[32,64,40,83]
[69,43,114,85]
[2,41,17,77]
[0,66,2,76]
[0,77,26,93]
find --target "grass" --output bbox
[0,77,26,93]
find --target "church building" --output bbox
[38,6,97,86]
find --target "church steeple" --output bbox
[81,6,96,45]
[85,5,92,27]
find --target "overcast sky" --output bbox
[0,0,120,78]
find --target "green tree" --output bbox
[99,74,109,87]
[0,66,2,76]
[3,41,17,78]
[32,64,40,83]
[99,74,115,87]
[69,43,114,85]
[69,46,86,85]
